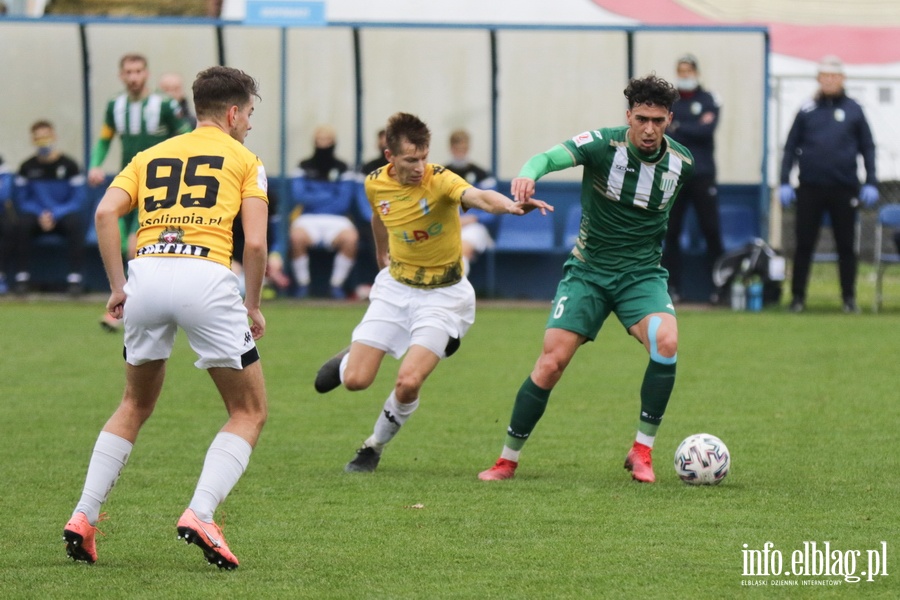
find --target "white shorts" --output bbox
[122,257,257,369]
[461,222,495,255]
[352,268,476,359]
[291,214,355,248]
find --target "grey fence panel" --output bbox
[358,27,493,170]
[496,29,629,182]
[0,22,84,167]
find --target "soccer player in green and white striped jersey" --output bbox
[479,74,693,484]
[88,54,192,249]
[88,53,192,331]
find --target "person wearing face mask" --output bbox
[5,121,87,296]
[779,55,878,314]
[661,53,724,304]
[288,125,358,299]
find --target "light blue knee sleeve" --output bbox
[648,316,677,365]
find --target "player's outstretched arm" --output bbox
[461,187,553,216]
[512,144,576,202]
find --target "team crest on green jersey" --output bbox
[659,173,678,193]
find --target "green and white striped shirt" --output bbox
[92,92,191,169]
[560,126,693,271]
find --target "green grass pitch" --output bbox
[1,263,899,598]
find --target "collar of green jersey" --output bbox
[627,136,668,164]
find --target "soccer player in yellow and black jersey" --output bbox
[314,112,552,474]
[64,66,268,570]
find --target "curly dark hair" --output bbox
[623,74,679,110]
[385,112,431,154]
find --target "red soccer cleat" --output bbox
[63,512,103,564]
[478,458,518,481]
[624,442,656,483]
[176,508,239,570]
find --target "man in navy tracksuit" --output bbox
[780,55,878,313]
[8,121,87,296]
[662,54,724,304]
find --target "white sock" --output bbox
[500,446,521,462]
[462,256,471,277]
[73,431,133,524]
[292,255,310,286]
[188,432,252,523]
[330,253,355,288]
[367,392,419,449]
[636,431,655,448]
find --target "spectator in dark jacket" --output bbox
[661,53,724,304]
[289,125,358,299]
[8,121,87,296]
[780,55,878,314]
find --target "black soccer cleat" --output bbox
[315,347,350,393]
[344,446,381,473]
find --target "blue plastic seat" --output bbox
[873,204,900,312]
[719,204,759,252]
[493,213,555,252]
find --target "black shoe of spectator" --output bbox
[842,299,860,314]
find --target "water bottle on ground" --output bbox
[730,277,746,311]
[747,277,763,312]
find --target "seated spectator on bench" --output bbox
[288,125,358,299]
[8,121,87,296]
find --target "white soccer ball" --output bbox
[674,433,730,485]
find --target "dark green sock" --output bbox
[638,359,676,437]
[504,376,551,451]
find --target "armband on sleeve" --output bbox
[517,144,575,180]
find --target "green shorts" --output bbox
[546,257,675,340]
